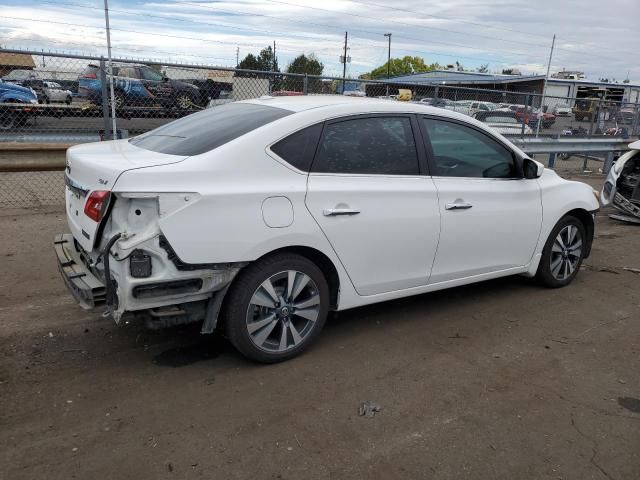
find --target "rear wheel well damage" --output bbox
[564,208,595,258]
[216,246,340,330]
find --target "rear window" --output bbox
[129,103,292,156]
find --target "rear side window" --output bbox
[130,103,292,156]
[312,116,419,175]
[270,124,323,172]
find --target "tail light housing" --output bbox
[84,190,111,222]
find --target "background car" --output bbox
[553,104,572,116]
[78,63,203,110]
[0,80,38,130]
[57,97,599,363]
[41,81,72,104]
[473,110,533,135]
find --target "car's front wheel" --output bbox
[223,253,330,363]
[537,215,586,288]
[174,92,193,110]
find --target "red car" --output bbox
[510,105,556,129]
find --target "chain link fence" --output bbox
[1,47,639,209]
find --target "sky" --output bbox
[0,0,638,81]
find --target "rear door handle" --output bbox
[323,208,360,216]
[445,202,473,210]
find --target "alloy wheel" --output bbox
[245,270,321,353]
[176,94,192,110]
[550,224,583,281]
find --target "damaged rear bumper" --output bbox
[54,233,106,309]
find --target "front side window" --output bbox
[312,116,419,175]
[422,118,517,178]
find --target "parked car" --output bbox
[0,80,38,130]
[615,106,637,125]
[601,140,640,223]
[473,110,533,135]
[56,96,599,363]
[553,104,572,116]
[78,63,203,110]
[41,81,73,104]
[512,105,556,128]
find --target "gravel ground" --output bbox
[1,175,639,480]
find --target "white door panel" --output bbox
[430,178,542,283]
[306,175,440,296]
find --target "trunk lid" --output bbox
[65,139,187,252]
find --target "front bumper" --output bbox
[54,233,106,310]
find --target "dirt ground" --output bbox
[1,174,639,480]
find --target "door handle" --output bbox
[323,208,360,216]
[445,202,473,210]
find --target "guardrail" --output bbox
[510,136,633,171]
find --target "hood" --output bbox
[169,79,199,90]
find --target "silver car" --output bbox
[42,81,72,104]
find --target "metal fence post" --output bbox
[303,74,308,95]
[99,57,112,140]
[521,94,530,139]
[632,100,640,136]
[602,151,614,174]
[548,152,556,169]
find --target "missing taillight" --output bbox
[84,190,111,222]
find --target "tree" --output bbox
[361,56,439,80]
[236,46,279,77]
[286,53,324,76]
[477,63,489,73]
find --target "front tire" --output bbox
[222,253,330,363]
[174,92,193,110]
[536,215,586,288]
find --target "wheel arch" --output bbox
[564,208,595,258]
[249,246,341,310]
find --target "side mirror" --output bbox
[523,157,544,179]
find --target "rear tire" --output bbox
[222,253,330,363]
[536,215,586,288]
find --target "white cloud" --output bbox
[0,0,638,81]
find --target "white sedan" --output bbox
[56,96,599,363]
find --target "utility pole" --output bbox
[384,32,392,97]
[341,31,348,94]
[273,41,276,72]
[236,47,239,67]
[536,33,555,138]
[103,0,117,140]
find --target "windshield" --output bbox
[130,103,292,156]
[483,115,519,124]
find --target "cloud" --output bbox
[0,0,638,81]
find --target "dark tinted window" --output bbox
[313,116,419,175]
[130,103,291,156]
[422,118,517,178]
[270,123,323,172]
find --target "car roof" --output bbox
[242,94,461,117]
